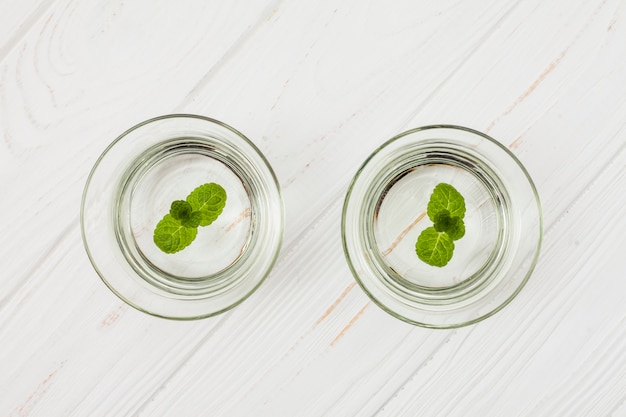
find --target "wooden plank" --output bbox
[0,0,625,416]
[0,0,58,64]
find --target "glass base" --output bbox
[374,163,500,289]
[123,141,252,279]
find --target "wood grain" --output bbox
[1,0,626,416]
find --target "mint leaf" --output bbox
[180,211,202,228]
[415,183,467,266]
[433,209,465,241]
[186,183,227,227]
[153,183,228,254]
[170,200,192,220]
[415,227,455,267]
[153,214,198,254]
[433,210,454,232]
[427,183,466,221]
[445,218,465,241]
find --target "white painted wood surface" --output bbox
[1,0,625,415]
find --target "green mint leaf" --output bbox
[445,218,465,241]
[153,214,198,254]
[415,183,467,266]
[153,182,227,254]
[433,209,465,241]
[170,200,192,220]
[427,183,466,221]
[180,211,202,228]
[186,183,227,227]
[415,226,455,267]
[433,210,453,232]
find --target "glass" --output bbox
[81,115,284,319]
[342,125,542,328]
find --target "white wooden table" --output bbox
[2,1,626,416]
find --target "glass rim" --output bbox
[341,124,543,329]
[81,114,285,320]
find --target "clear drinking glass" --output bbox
[342,125,542,328]
[81,115,284,319]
